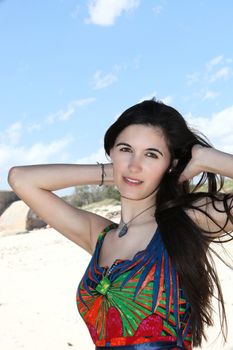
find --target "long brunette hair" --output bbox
[104,99,233,347]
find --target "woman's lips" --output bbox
[123,176,143,186]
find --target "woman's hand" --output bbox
[179,144,233,183]
[178,145,207,183]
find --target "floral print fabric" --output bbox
[76,224,192,349]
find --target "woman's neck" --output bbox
[119,194,156,224]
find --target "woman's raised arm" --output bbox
[8,163,113,253]
[182,146,233,235]
[179,145,233,182]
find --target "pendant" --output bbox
[118,224,128,238]
[95,275,111,295]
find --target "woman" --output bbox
[8,99,233,350]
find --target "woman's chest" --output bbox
[98,223,158,268]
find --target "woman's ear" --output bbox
[109,148,114,162]
[105,150,112,163]
[168,159,178,173]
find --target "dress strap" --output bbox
[96,222,118,253]
[97,222,118,241]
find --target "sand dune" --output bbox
[0,228,232,350]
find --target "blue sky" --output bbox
[0,0,233,193]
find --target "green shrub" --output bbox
[68,185,120,207]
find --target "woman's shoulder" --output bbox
[89,215,117,254]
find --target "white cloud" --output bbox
[202,90,219,100]
[0,132,73,190]
[0,120,42,150]
[46,97,96,124]
[25,138,72,162]
[187,55,233,88]
[86,0,140,26]
[0,137,73,172]
[27,123,41,132]
[113,63,127,72]
[6,122,22,145]
[92,70,118,90]
[185,105,233,152]
[0,122,22,145]
[210,66,233,83]
[76,146,108,164]
[91,63,127,90]
[206,55,223,71]
[161,95,173,105]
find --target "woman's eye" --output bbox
[120,147,131,152]
[146,152,158,159]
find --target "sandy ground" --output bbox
[0,228,233,350]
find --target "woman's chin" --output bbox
[120,194,143,201]
[119,190,155,202]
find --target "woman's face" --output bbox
[110,124,171,201]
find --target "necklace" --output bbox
[117,203,156,238]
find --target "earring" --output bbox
[168,168,172,173]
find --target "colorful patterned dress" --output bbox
[76,223,192,349]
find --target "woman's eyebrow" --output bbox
[146,148,164,157]
[115,143,163,157]
[115,142,131,147]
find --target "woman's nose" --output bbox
[128,155,142,173]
